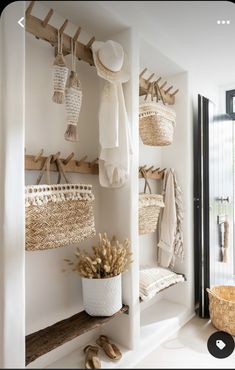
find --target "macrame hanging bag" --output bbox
[64,40,83,141]
[139,168,164,235]
[52,30,69,104]
[139,82,176,146]
[25,156,96,251]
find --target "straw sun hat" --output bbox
[91,40,129,83]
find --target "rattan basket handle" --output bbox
[36,155,52,185]
[140,168,152,194]
[56,158,70,184]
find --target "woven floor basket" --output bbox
[139,102,176,146]
[207,286,235,336]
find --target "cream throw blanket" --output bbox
[157,169,184,268]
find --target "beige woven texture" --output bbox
[139,102,176,146]
[139,114,174,146]
[139,194,164,235]
[207,286,235,336]
[26,198,95,251]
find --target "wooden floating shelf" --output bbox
[139,76,175,105]
[25,154,99,175]
[26,305,129,365]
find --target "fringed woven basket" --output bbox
[139,168,164,235]
[207,286,235,336]
[25,157,96,251]
[139,102,176,146]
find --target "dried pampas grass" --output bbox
[64,233,133,279]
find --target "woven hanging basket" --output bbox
[207,286,235,336]
[139,102,176,146]
[139,168,164,235]
[25,157,96,251]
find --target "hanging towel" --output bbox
[157,169,184,268]
[99,82,133,188]
[172,170,184,262]
[157,169,177,267]
[99,81,119,148]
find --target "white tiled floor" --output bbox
[136,317,235,368]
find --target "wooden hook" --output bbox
[144,82,152,101]
[164,85,173,94]
[63,152,74,165]
[155,82,165,105]
[86,37,95,48]
[89,157,99,167]
[159,81,167,90]
[156,77,162,84]
[146,73,155,83]
[42,9,54,27]
[146,166,154,172]
[159,168,167,174]
[59,19,68,35]
[77,155,88,167]
[171,89,179,97]
[139,68,147,78]
[152,167,160,173]
[73,26,81,42]
[33,149,44,163]
[52,151,61,162]
[26,1,35,17]
[154,82,159,102]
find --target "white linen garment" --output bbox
[99,81,132,188]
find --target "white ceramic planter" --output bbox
[82,274,122,316]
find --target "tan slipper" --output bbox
[84,345,101,369]
[96,335,122,361]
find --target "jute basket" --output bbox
[139,102,176,146]
[207,286,235,336]
[25,157,96,251]
[139,168,164,235]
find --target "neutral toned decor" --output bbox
[25,1,95,66]
[82,274,122,316]
[139,168,164,235]
[64,41,83,142]
[52,31,69,104]
[26,305,128,365]
[139,101,176,146]
[84,345,101,369]
[139,67,179,105]
[207,286,235,336]
[25,150,99,175]
[25,157,96,251]
[96,335,122,360]
[66,233,132,316]
[139,266,185,301]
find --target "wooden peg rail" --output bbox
[25,1,94,66]
[139,166,165,180]
[25,152,98,175]
[139,68,179,105]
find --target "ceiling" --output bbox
[40,1,235,86]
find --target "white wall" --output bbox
[0,2,25,368]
